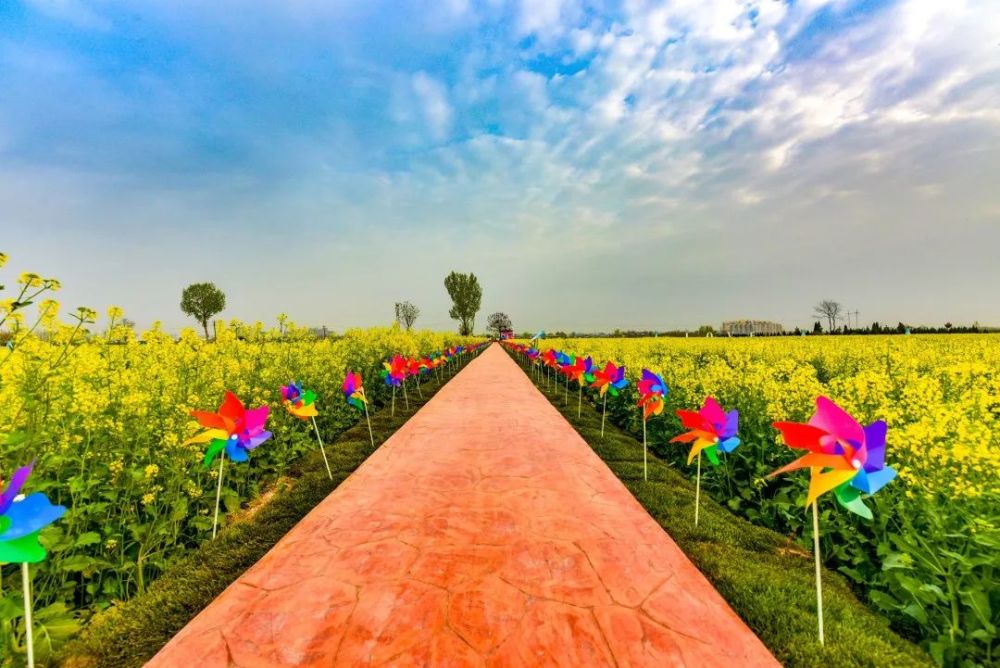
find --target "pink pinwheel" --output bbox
[770,396,895,518]
[637,369,668,481]
[769,396,896,646]
[591,361,629,437]
[343,370,375,447]
[184,391,271,538]
[671,397,740,466]
[671,397,740,527]
[637,369,668,418]
[185,391,272,468]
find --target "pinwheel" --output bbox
[184,391,272,538]
[526,347,541,379]
[670,397,740,526]
[542,349,558,390]
[281,381,332,480]
[568,356,597,418]
[407,357,428,399]
[381,354,408,415]
[769,396,896,645]
[556,352,576,403]
[343,371,375,447]
[636,369,668,481]
[1,462,66,668]
[590,361,628,437]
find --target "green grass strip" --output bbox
[58,359,472,668]
[516,356,932,668]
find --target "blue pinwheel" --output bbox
[0,462,66,564]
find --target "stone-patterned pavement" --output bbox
[147,343,779,667]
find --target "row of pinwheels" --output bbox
[504,340,896,646]
[0,342,484,667]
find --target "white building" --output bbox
[720,320,784,336]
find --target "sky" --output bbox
[2,0,998,334]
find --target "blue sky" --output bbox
[2,0,998,333]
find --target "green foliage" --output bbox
[56,355,476,668]
[516,352,932,668]
[179,283,226,340]
[444,271,482,335]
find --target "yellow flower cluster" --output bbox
[542,334,1000,502]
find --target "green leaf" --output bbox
[960,588,993,630]
[170,498,189,522]
[74,532,102,548]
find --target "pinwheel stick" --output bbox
[564,374,569,404]
[601,394,607,438]
[391,386,396,417]
[695,452,702,527]
[22,563,34,668]
[311,416,333,480]
[415,375,423,399]
[642,415,648,482]
[402,381,410,410]
[213,453,225,539]
[813,501,825,645]
[362,396,375,448]
[577,383,582,419]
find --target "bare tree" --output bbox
[394,301,420,331]
[486,312,512,339]
[814,300,842,332]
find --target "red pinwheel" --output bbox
[343,370,375,448]
[671,397,740,527]
[590,361,628,437]
[636,369,668,482]
[768,396,896,646]
[184,391,272,538]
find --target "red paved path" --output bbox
[148,344,778,667]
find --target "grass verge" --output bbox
[57,357,474,668]
[512,354,931,668]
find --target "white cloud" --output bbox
[411,72,453,141]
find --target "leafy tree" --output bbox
[394,301,420,331]
[813,320,823,334]
[181,282,226,340]
[814,299,842,331]
[486,312,512,339]
[696,325,715,336]
[444,272,482,335]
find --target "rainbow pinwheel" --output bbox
[282,381,333,479]
[1,461,66,668]
[591,361,628,398]
[671,397,740,467]
[637,369,668,418]
[637,369,668,482]
[769,396,895,646]
[280,381,318,420]
[185,391,272,468]
[671,397,740,527]
[381,354,409,414]
[591,361,629,437]
[381,354,407,387]
[343,370,375,447]
[0,462,66,564]
[342,371,366,410]
[770,396,895,520]
[185,391,272,538]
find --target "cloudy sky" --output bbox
[2,0,998,333]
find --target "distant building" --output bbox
[720,320,784,336]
